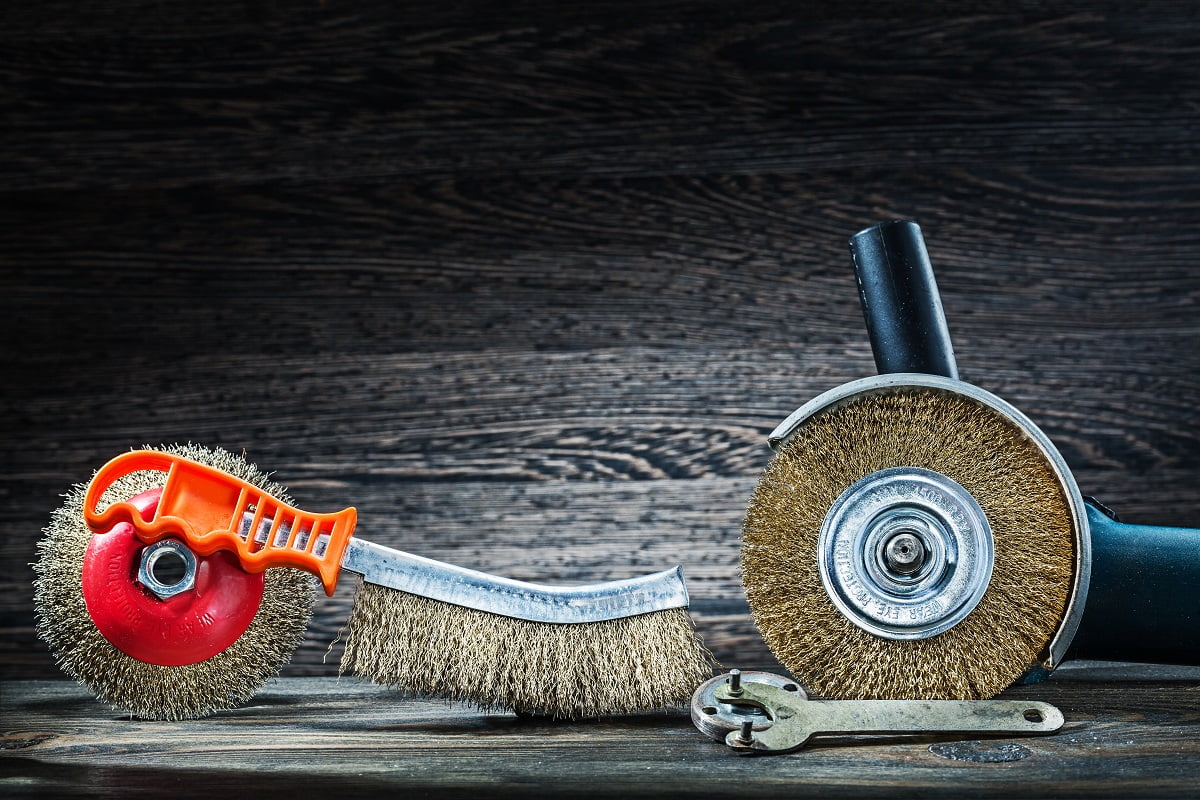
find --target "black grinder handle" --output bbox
[848,220,959,380]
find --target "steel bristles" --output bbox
[339,579,716,719]
[743,387,1076,700]
[33,443,317,720]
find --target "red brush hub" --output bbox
[82,487,265,666]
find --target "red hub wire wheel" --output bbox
[33,444,318,719]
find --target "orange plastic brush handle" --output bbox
[83,450,357,596]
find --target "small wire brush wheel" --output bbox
[743,376,1085,700]
[33,444,317,720]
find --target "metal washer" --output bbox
[818,466,994,640]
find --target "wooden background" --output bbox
[2,0,1199,760]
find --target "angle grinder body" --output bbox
[743,220,1200,699]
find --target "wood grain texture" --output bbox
[4,2,1200,188]
[2,1,1200,793]
[3,666,1200,798]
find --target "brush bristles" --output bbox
[743,387,1076,700]
[339,580,715,719]
[33,444,317,720]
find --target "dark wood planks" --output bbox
[3,667,1200,798]
[5,3,1200,189]
[3,3,1200,796]
[1,0,1199,768]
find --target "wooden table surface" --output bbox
[4,664,1200,799]
[3,1,1199,797]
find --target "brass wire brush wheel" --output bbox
[33,444,317,720]
[742,375,1087,700]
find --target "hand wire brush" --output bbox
[742,220,1200,699]
[34,444,714,720]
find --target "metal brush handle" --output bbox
[1069,502,1200,663]
[848,220,959,379]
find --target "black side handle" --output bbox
[849,220,959,380]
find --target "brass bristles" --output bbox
[33,444,317,720]
[339,579,716,719]
[742,386,1076,700]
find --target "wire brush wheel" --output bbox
[743,382,1078,699]
[33,444,317,720]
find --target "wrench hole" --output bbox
[782,683,800,692]
[702,706,719,716]
[1023,709,1043,723]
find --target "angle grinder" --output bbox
[742,220,1200,699]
